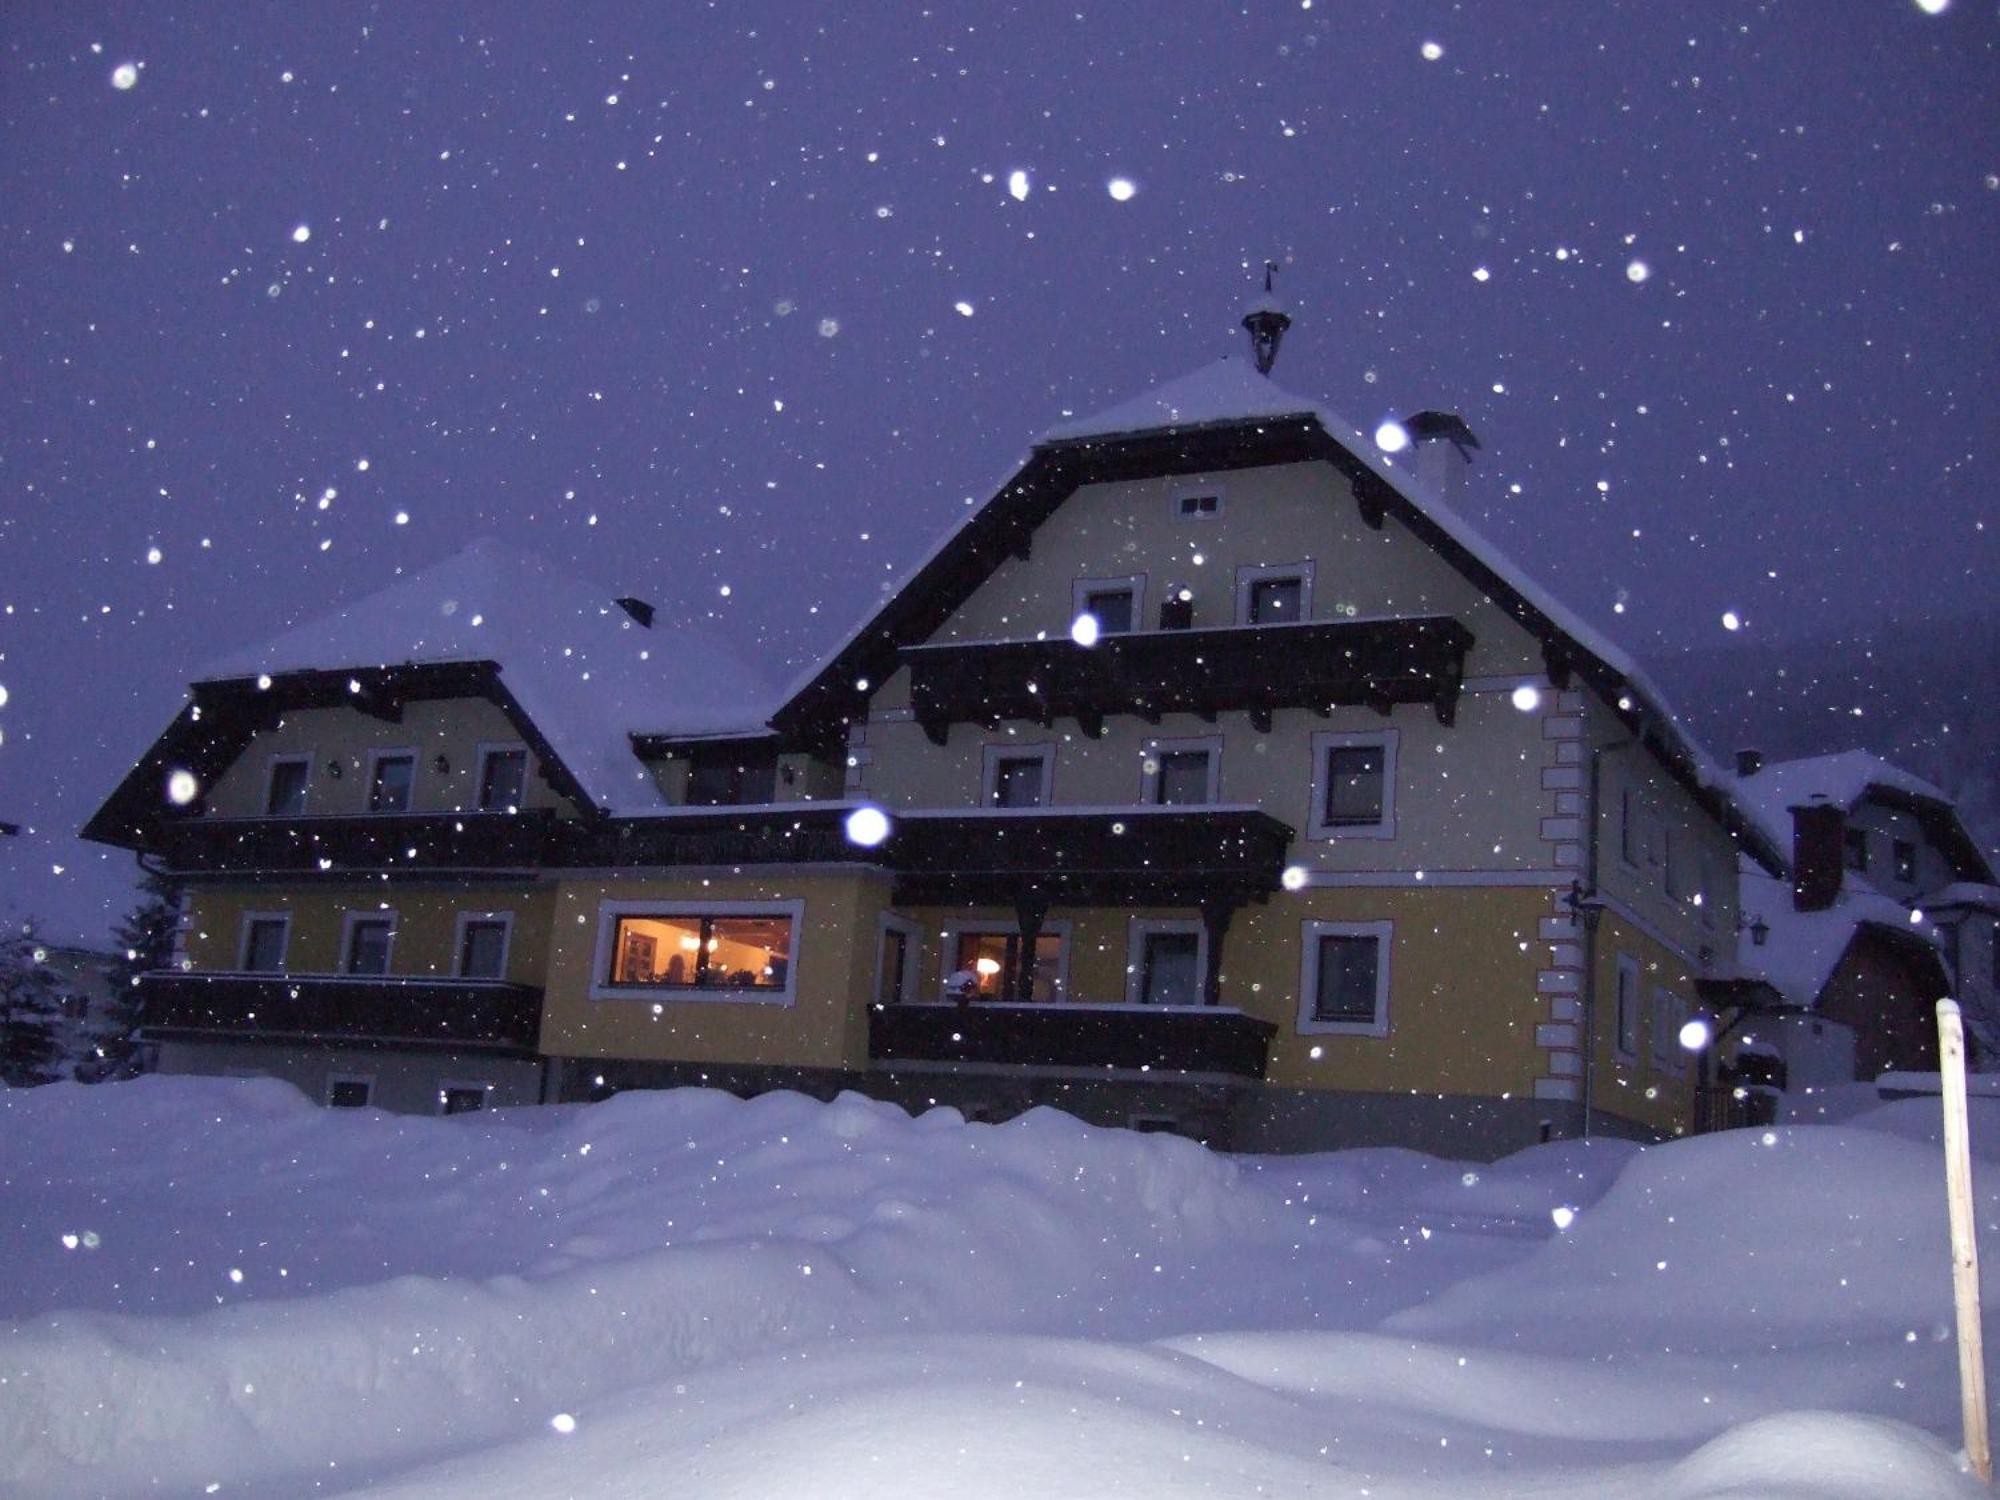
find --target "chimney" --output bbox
[615,596,655,628]
[1790,798,1845,913]
[1403,411,1481,504]
[1735,748,1764,778]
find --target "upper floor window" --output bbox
[456,914,512,979]
[239,913,290,973]
[265,755,311,817]
[1174,491,1221,520]
[1128,919,1203,1007]
[1892,838,1918,885]
[685,749,777,807]
[1620,787,1642,867]
[477,745,528,811]
[367,751,416,813]
[1072,574,1143,637]
[1309,731,1397,840]
[983,743,1052,809]
[343,913,396,976]
[1299,920,1392,1036]
[1143,736,1221,807]
[1844,826,1870,873]
[1237,561,1313,626]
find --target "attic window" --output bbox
[1175,492,1221,520]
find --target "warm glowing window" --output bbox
[952,931,1063,1002]
[607,913,793,990]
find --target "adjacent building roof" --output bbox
[85,540,778,843]
[1732,750,1992,885]
[777,355,1785,872]
[1734,865,1946,1009]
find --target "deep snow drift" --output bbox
[0,1078,1989,1498]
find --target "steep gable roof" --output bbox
[1735,865,1948,1009]
[776,356,1784,872]
[85,540,778,847]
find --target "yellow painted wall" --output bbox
[183,883,553,985]
[1589,913,1700,1135]
[539,870,892,1070]
[201,698,576,819]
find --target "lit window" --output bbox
[606,913,793,991]
[952,930,1064,1002]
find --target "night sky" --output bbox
[2,2,1993,944]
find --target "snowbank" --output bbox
[0,1078,1988,1497]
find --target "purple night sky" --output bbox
[2,2,1994,943]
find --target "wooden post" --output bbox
[1939,999,1992,1483]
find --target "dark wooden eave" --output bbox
[82,661,600,854]
[903,615,1471,742]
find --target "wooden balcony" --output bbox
[902,615,1473,742]
[157,808,559,875]
[869,1001,1277,1079]
[139,971,542,1052]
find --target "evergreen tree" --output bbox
[0,928,67,1087]
[85,871,179,1082]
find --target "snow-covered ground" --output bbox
[1,1079,1990,1498]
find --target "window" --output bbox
[1174,491,1221,520]
[239,913,290,973]
[1299,921,1391,1036]
[1614,954,1641,1060]
[1893,839,1918,885]
[1651,988,1686,1072]
[1127,919,1205,1007]
[1072,574,1144,637]
[1143,737,1221,806]
[1235,560,1313,626]
[685,748,777,806]
[326,1075,373,1109]
[265,755,311,816]
[597,905,798,998]
[477,745,528,811]
[982,743,1053,809]
[367,751,415,813]
[1620,787,1642,868]
[949,927,1066,1003]
[1844,826,1870,873]
[876,916,920,1006]
[1663,827,1687,900]
[1309,731,1397,839]
[438,1082,490,1116]
[456,914,512,979]
[342,914,396,976]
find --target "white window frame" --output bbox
[237,911,292,973]
[981,741,1056,809]
[1298,919,1393,1038]
[1308,729,1398,841]
[453,910,515,980]
[1171,488,1224,522]
[1141,734,1223,806]
[1651,987,1687,1073]
[588,897,805,1005]
[1234,559,1315,626]
[874,913,923,1006]
[324,1072,376,1108]
[436,1079,494,1116]
[340,909,399,976]
[937,918,1073,1004]
[1070,573,1147,636]
[474,741,531,812]
[1124,918,1208,1008]
[264,753,314,817]
[1614,952,1642,1062]
[365,747,419,814]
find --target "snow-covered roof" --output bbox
[1040,358,1751,843]
[199,539,779,815]
[1731,751,1953,853]
[1929,882,2000,915]
[1041,357,1318,443]
[1734,864,1944,1008]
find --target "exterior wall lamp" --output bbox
[432,753,451,775]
